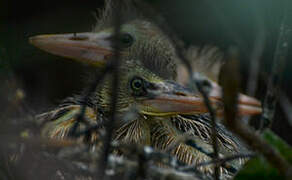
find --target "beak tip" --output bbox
[29,32,115,67]
[29,36,36,45]
[29,35,44,46]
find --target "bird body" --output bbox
[30,0,262,178]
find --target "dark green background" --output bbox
[1,0,291,143]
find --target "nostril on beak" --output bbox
[174,92,187,96]
[69,34,89,41]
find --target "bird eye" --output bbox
[131,77,143,90]
[130,77,146,96]
[120,33,134,48]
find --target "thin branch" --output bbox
[145,9,221,179]
[222,49,292,179]
[184,138,242,174]
[98,1,122,178]
[193,75,220,180]
[259,2,291,130]
[195,153,255,169]
[179,153,255,172]
[107,154,202,180]
[165,17,221,180]
[114,143,211,180]
[133,2,221,178]
[73,121,106,139]
[69,65,111,137]
[185,139,213,158]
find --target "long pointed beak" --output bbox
[29,31,114,67]
[208,80,261,116]
[140,81,262,117]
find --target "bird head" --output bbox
[29,0,262,119]
[29,0,177,80]
[94,60,261,118]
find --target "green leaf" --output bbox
[262,130,292,163]
[235,130,292,179]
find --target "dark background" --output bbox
[1,0,292,144]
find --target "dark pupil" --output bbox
[120,33,133,47]
[131,77,147,97]
[133,80,142,89]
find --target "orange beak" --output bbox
[139,80,261,117]
[29,32,114,67]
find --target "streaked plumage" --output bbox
[31,0,261,179]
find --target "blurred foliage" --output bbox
[263,130,292,162]
[235,130,292,179]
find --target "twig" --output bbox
[69,65,111,137]
[114,144,210,180]
[195,153,254,170]
[133,1,221,178]
[185,139,213,158]
[184,138,243,174]
[144,7,221,178]
[222,49,292,179]
[98,1,122,178]
[107,154,202,180]
[73,121,106,139]
[179,153,255,172]
[259,2,291,130]
[193,75,220,180]
[162,15,221,180]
